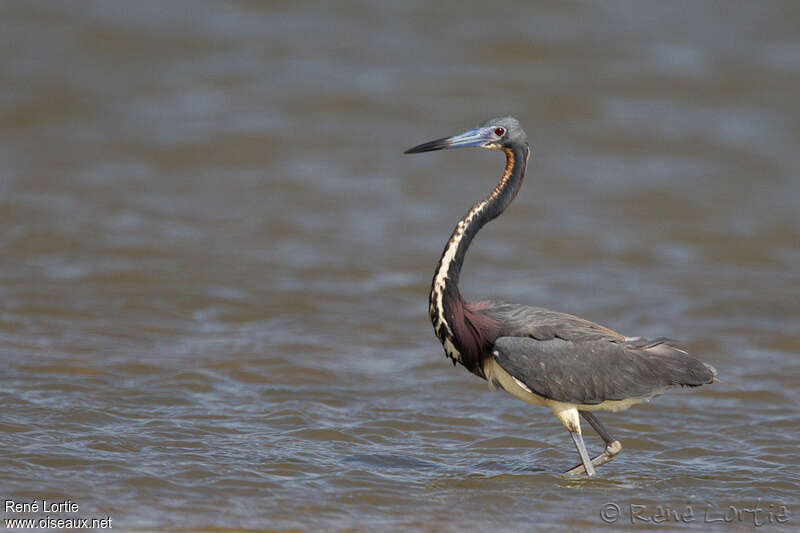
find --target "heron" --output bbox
[404,116,716,476]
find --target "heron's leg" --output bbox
[565,412,623,476]
[581,412,617,445]
[549,404,597,477]
[569,432,596,476]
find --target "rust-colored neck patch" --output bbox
[489,148,515,200]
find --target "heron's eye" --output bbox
[494,127,506,136]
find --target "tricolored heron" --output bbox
[405,116,716,476]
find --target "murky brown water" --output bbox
[2,2,799,531]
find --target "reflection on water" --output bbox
[1,2,799,531]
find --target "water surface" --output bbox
[1,2,799,531]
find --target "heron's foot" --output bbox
[564,440,622,476]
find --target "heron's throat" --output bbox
[429,145,530,367]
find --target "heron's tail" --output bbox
[627,337,716,387]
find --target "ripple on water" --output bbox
[2,2,800,531]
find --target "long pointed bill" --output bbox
[404,126,490,154]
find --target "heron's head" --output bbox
[404,116,528,154]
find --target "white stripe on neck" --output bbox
[430,200,489,362]
[429,147,519,364]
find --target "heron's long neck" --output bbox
[429,144,530,360]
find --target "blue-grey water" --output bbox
[1,2,799,531]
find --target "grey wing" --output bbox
[486,303,626,343]
[491,336,716,405]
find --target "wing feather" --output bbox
[491,335,715,405]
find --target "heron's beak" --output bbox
[404,126,490,154]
